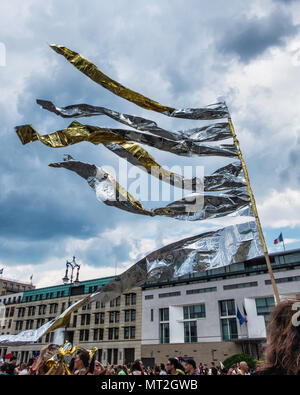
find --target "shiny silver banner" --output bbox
[37,99,232,143]
[0,221,262,345]
[49,156,250,221]
[15,121,238,158]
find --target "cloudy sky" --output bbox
[0,0,300,288]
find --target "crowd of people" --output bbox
[0,353,250,376]
[0,299,299,376]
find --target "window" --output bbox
[115,311,120,323]
[49,304,58,314]
[100,312,105,324]
[255,297,275,326]
[94,313,100,325]
[159,291,181,299]
[145,295,154,300]
[93,328,104,341]
[124,327,129,340]
[125,310,130,322]
[130,327,135,339]
[159,308,169,322]
[219,300,238,341]
[108,328,114,340]
[109,312,115,323]
[160,323,169,344]
[79,329,89,341]
[124,326,135,340]
[125,294,131,306]
[183,304,206,319]
[116,296,121,307]
[159,308,169,344]
[38,305,46,315]
[223,282,258,290]
[265,276,300,285]
[151,309,154,322]
[186,287,217,295]
[131,310,136,322]
[131,294,136,305]
[184,321,197,343]
[220,300,236,317]
[80,314,90,326]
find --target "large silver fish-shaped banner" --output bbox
[49,156,250,221]
[0,221,262,345]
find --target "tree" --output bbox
[223,353,257,371]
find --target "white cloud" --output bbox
[258,188,300,228]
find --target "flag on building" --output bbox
[30,274,33,282]
[274,233,283,245]
[0,268,3,275]
[243,304,248,325]
[237,307,246,326]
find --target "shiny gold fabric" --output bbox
[49,45,229,119]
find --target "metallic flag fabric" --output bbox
[37,99,232,142]
[4,44,269,345]
[49,156,250,221]
[49,45,229,119]
[15,122,238,158]
[0,222,262,345]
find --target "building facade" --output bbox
[0,276,142,366]
[1,249,299,368]
[0,277,34,296]
[141,249,300,366]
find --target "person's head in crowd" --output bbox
[93,360,105,375]
[0,363,9,375]
[167,358,184,375]
[184,358,197,375]
[9,356,17,364]
[239,361,249,375]
[257,299,300,375]
[154,365,161,375]
[160,363,166,372]
[74,350,90,374]
[131,360,143,375]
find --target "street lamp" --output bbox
[62,256,80,289]
[62,256,80,343]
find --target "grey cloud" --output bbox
[216,10,298,63]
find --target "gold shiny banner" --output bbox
[15,121,238,158]
[50,45,229,120]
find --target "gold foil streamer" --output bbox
[49,45,229,120]
[46,341,78,375]
[15,121,238,158]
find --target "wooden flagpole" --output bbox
[228,117,280,304]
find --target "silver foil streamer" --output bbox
[49,157,250,221]
[49,156,154,217]
[0,221,261,345]
[0,297,88,346]
[105,141,245,191]
[37,99,232,142]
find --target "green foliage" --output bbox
[223,353,257,370]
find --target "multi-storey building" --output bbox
[0,249,299,368]
[141,248,300,366]
[0,277,34,296]
[0,275,142,366]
